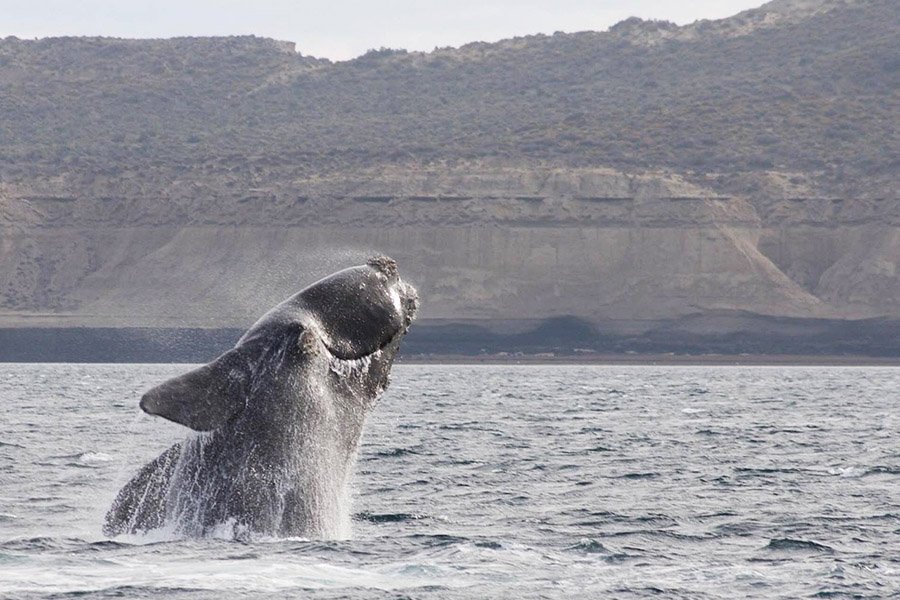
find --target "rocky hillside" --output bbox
[0,0,897,352]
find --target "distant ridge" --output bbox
[0,0,893,177]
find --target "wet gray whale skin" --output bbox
[104,256,418,538]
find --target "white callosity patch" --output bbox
[390,282,403,315]
[329,353,373,379]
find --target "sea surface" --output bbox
[1,363,898,599]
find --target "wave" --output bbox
[764,538,835,553]
[355,512,428,523]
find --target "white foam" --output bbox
[78,452,114,464]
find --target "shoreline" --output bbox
[1,326,898,366]
[398,354,900,367]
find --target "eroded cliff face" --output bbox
[1,165,895,330]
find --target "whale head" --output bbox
[139,256,418,431]
[287,255,419,361]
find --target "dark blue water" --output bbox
[1,364,898,598]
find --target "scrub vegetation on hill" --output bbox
[0,0,895,188]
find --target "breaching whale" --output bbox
[104,256,418,539]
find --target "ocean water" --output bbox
[0,363,898,599]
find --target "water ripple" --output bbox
[0,363,898,599]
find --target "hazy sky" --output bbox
[1,0,765,60]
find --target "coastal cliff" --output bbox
[0,0,897,355]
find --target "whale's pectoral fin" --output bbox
[139,347,253,431]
